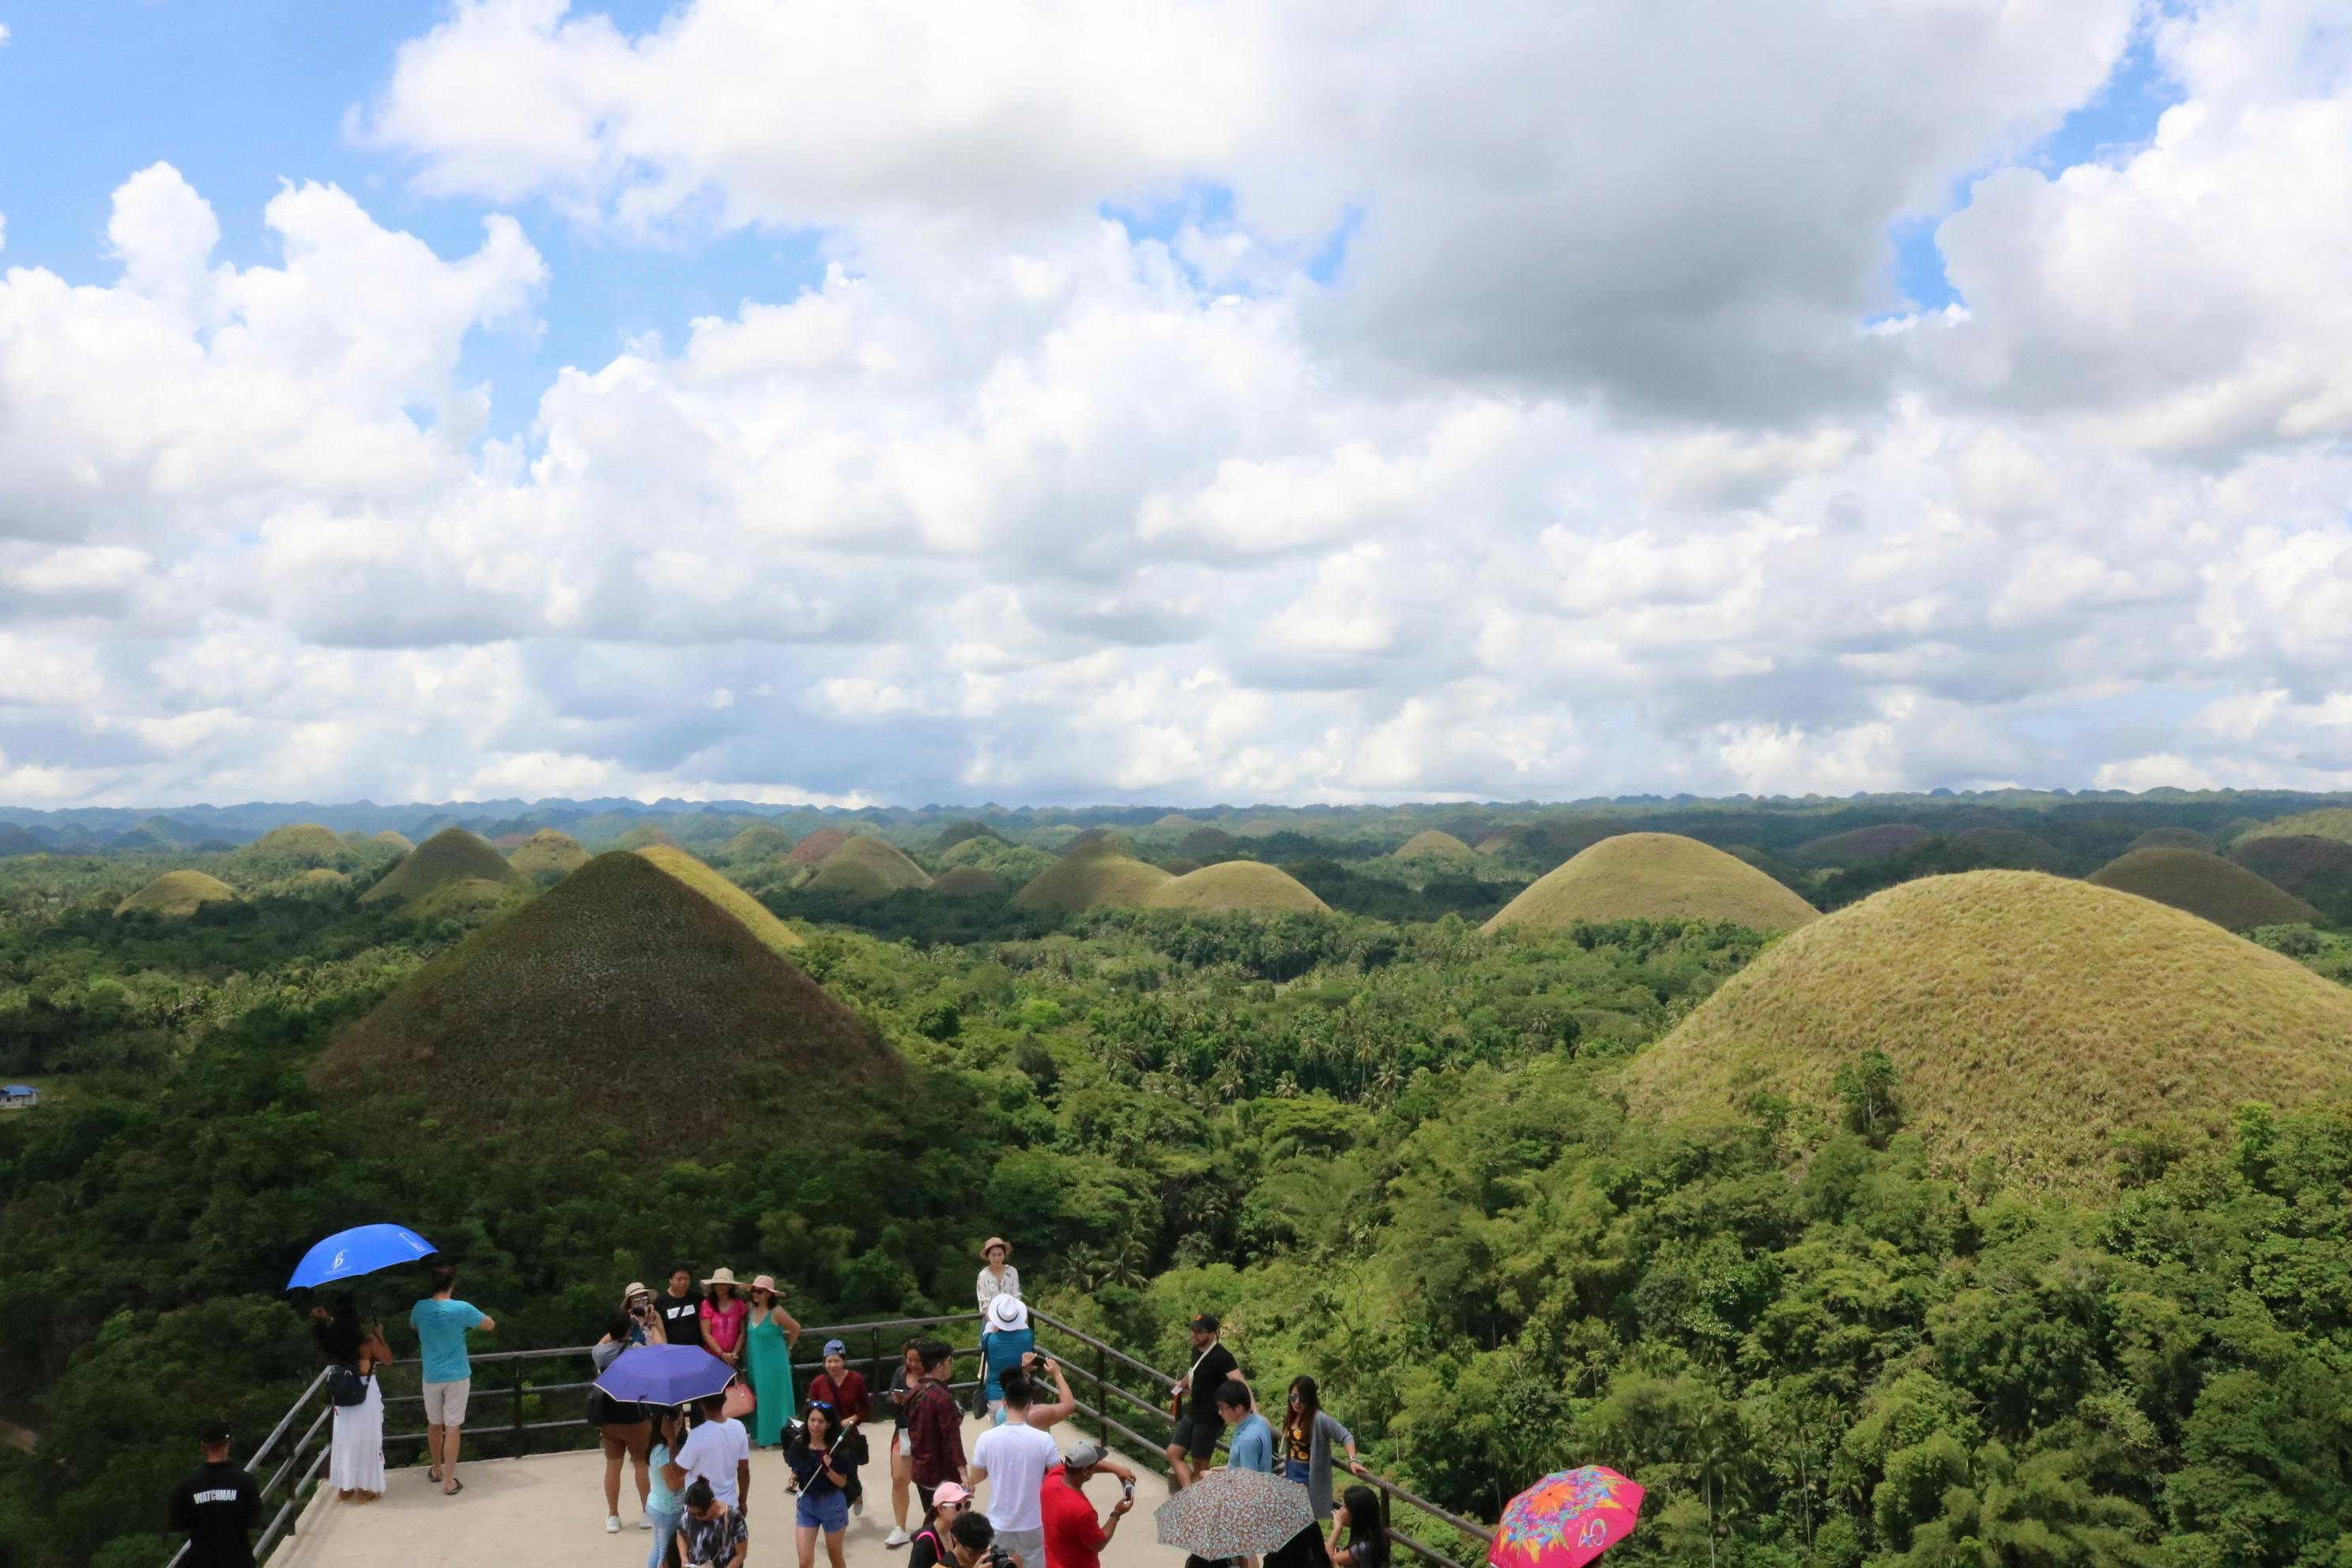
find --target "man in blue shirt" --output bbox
[409,1262,496,1496]
[1217,1380,1276,1473]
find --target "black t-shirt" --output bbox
[170,1461,261,1568]
[658,1288,706,1349]
[1181,1341,1238,1422]
[909,1526,948,1568]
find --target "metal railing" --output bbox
[169,1309,1493,1568]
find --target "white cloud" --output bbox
[4,5,2352,807]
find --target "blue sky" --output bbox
[2,0,2348,807]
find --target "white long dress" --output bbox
[329,1373,386,1494]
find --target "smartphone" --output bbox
[1121,1481,1135,1501]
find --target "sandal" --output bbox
[444,1477,465,1496]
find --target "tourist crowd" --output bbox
[175,1237,1395,1568]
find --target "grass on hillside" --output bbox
[789,827,851,865]
[1181,827,1240,857]
[2231,834,2352,892]
[114,870,241,918]
[2246,808,2352,846]
[1143,861,1332,914]
[722,824,797,861]
[374,831,415,852]
[508,828,591,880]
[929,866,1006,896]
[312,852,888,1152]
[1012,843,1173,911]
[2126,826,2215,853]
[359,827,520,906]
[1950,826,2067,869]
[929,820,1003,854]
[804,835,932,899]
[2086,847,2320,929]
[637,845,805,951]
[1394,830,1477,860]
[1788,823,1928,865]
[1484,833,1819,933]
[1626,870,2352,1193]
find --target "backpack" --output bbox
[327,1364,370,1408]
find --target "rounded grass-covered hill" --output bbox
[1483,832,1819,934]
[2231,835,2352,898]
[722,824,797,861]
[507,828,590,880]
[1012,841,1173,912]
[1395,830,1477,859]
[116,870,241,918]
[374,831,416,853]
[360,827,522,906]
[636,846,803,952]
[929,820,1004,854]
[250,824,349,862]
[2126,826,2215,853]
[1144,861,1330,914]
[1789,824,1928,865]
[312,852,885,1151]
[804,835,931,899]
[2086,847,2320,929]
[788,827,852,865]
[1626,871,2352,1191]
[2244,808,2352,846]
[929,866,1007,897]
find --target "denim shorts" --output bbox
[797,1489,850,1533]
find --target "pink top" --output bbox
[699,1296,748,1354]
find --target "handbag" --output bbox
[724,1378,756,1422]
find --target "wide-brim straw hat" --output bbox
[981,1236,1012,1260]
[701,1266,741,1288]
[749,1274,779,1295]
[622,1281,650,1303]
[986,1295,1030,1332]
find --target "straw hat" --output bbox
[701,1266,742,1288]
[980,1236,1012,1260]
[749,1274,779,1296]
[622,1281,650,1303]
[986,1295,1030,1332]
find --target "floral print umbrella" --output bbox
[1155,1469,1317,1559]
[1488,1466,1645,1568]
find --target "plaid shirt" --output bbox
[907,1379,967,1488]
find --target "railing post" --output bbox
[1095,1343,1109,1448]
[511,1355,525,1457]
[871,1326,884,1423]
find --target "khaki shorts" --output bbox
[996,1527,1046,1568]
[422,1378,471,1426]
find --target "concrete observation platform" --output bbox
[270,1415,1178,1568]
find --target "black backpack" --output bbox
[327,1364,370,1408]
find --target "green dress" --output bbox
[745,1313,794,1447]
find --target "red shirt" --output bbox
[810,1370,870,1424]
[908,1381,966,1488]
[1039,1465,1109,1568]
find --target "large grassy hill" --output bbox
[1394,829,1476,860]
[1483,832,1819,933]
[804,835,931,898]
[311,852,885,1151]
[114,870,240,918]
[1144,861,1331,914]
[507,828,590,880]
[1627,870,2352,1191]
[360,827,521,906]
[637,845,804,952]
[722,823,797,861]
[1012,842,1173,911]
[789,827,851,865]
[2245,808,2352,846]
[2086,846,2320,929]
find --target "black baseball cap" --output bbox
[198,1417,233,1444]
[1190,1313,1219,1333]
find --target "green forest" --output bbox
[6,793,2352,1568]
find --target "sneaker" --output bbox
[854,1498,865,1517]
[639,1517,654,1531]
[605,1516,622,1535]
[886,1528,911,1548]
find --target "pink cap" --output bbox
[932,1482,974,1507]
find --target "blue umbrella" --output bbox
[594,1344,737,1408]
[285,1223,439,1290]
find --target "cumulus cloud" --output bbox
[3,2,2352,806]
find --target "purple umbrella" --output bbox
[594,1344,736,1408]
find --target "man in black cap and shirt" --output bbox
[1163,1313,1238,1492]
[170,1418,262,1567]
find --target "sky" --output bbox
[2,1,2350,809]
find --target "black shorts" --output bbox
[1170,1413,1219,1461]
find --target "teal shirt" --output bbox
[410,1297,486,1383]
[648,1442,681,1515]
[1228,1412,1276,1473]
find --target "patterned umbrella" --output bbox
[1155,1469,1317,1559]
[1488,1466,1645,1568]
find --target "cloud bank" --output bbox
[3,0,2351,805]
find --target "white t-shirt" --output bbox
[972,1420,1059,1532]
[678,1416,750,1507]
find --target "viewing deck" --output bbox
[270,1415,1171,1568]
